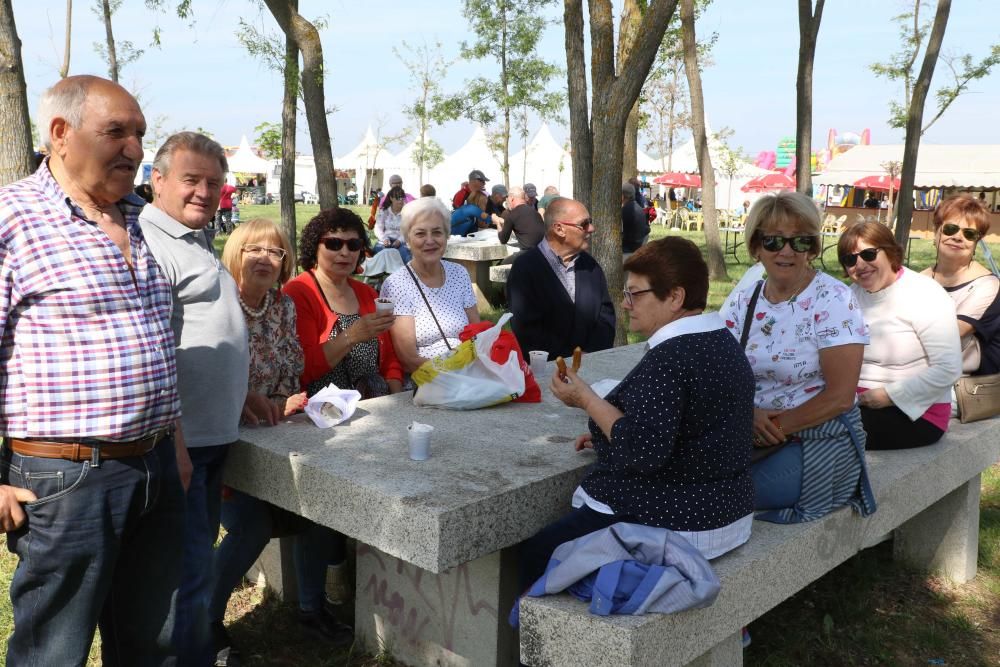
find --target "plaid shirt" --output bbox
[0,162,180,440]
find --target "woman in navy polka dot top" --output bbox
[519,237,755,591]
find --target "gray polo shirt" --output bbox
[139,205,249,448]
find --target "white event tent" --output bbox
[815,144,1000,189]
[227,135,272,175]
[428,126,505,195]
[508,124,574,197]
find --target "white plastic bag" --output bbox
[304,383,362,428]
[412,313,525,410]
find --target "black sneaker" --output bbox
[297,608,354,647]
[212,622,241,667]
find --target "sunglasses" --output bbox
[559,218,594,232]
[839,247,882,268]
[941,223,980,242]
[760,235,816,253]
[321,237,364,252]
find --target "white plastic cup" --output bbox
[375,298,394,315]
[408,422,433,461]
[529,351,549,377]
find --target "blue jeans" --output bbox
[751,442,804,510]
[209,490,345,621]
[173,443,230,666]
[1,436,185,667]
[373,241,412,263]
[450,219,478,237]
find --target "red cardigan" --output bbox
[283,271,403,390]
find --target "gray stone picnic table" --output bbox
[443,237,518,311]
[224,342,642,666]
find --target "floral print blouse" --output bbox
[245,288,304,400]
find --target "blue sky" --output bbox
[14,0,1000,159]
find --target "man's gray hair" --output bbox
[400,195,451,240]
[507,185,525,201]
[37,78,92,150]
[622,182,636,199]
[153,132,229,176]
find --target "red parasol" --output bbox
[741,173,795,193]
[853,174,901,191]
[653,172,702,188]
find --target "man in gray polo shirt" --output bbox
[140,132,250,665]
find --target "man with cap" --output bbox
[523,182,539,209]
[485,183,508,222]
[379,174,415,207]
[452,169,489,209]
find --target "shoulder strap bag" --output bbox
[741,280,789,464]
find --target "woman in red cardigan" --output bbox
[284,207,403,397]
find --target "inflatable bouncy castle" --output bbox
[754,128,871,174]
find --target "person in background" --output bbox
[217,181,237,232]
[452,169,489,209]
[839,222,962,449]
[621,181,650,257]
[450,189,501,236]
[921,195,1000,378]
[628,176,648,207]
[498,185,545,251]
[135,182,154,203]
[378,173,415,207]
[420,183,436,197]
[381,197,480,371]
[725,191,876,524]
[733,199,751,217]
[451,180,470,209]
[519,236,754,593]
[140,131,251,665]
[537,185,559,216]
[486,183,508,220]
[524,182,539,209]
[0,74,186,667]
[210,219,354,665]
[507,197,615,361]
[374,185,412,261]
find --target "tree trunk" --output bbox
[587,0,679,345]
[564,0,592,211]
[500,13,511,185]
[895,0,951,248]
[100,0,118,82]
[0,0,34,186]
[795,0,824,196]
[279,7,298,260]
[617,0,642,182]
[681,0,726,281]
[264,0,338,209]
[60,0,71,78]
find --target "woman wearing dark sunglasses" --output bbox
[838,222,961,450]
[920,195,1000,378]
[284,207,404,398]
[724,192,875,524]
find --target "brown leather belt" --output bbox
[6,430,171,462]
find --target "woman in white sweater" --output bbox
[838,222,962,449]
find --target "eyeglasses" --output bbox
[760,235,816,253]
[242,244,287,261]
[559,218,594,232]
[622,287,654,307]
[941,223,981,242]
[839,247,882,268]
[321,237,364,252]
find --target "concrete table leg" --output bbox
[893,474,981,584]
[246,537,299,604]
[453,258,499,312]
[355,543,519,666]
[687,631,743,667]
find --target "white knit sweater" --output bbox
[853,267,962,421]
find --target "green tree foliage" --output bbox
[394,41,452,183]
[870,0,999,134]
[254,121,282,159]
[451,0,565,184]
[91,0,144,81]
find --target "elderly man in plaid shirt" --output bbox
[0,76,188,666]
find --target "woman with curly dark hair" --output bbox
[283,207,404,397]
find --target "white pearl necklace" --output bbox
[239,290,272,318]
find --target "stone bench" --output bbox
[490,264,512,284]
[518,416,1000,667]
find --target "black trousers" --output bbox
[860,405,945,450]
[517,504,627,593]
